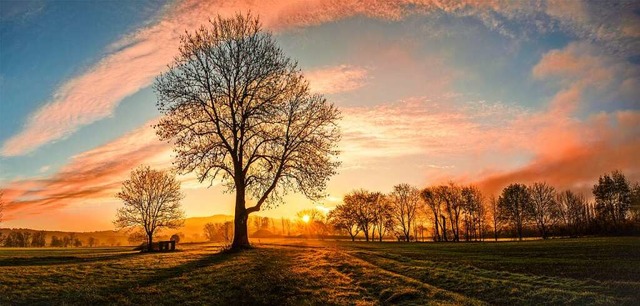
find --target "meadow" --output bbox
[0,237,638,305]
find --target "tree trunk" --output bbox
[231,188,251,250]
[147,232,154,252]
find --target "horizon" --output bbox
[1,0,639,232]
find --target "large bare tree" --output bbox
[114,166,185,251]
[154,14,340,250]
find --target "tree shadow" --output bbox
[0,251,140,267]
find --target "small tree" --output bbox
[498,183,533,241]
[114,166,185,252]
[328,202,361,241]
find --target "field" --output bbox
[0,237,638,305]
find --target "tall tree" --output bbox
[389,184,421,242]
[438,183,463,242]
[421,187,442,241]
[593,170,631,227]
[528,182,559,239]
[498,183,532,241]
[461,185,485,241]
[489,195,502,241]
[557,190,589,237]
[114,166,185,252]
[154,13,340,250]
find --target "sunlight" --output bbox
[302,215,310,223]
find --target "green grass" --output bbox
[0,237,638,305]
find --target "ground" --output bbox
[0,237,638,305]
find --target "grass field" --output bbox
[0,237,638,305]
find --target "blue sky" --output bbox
[0,0,638,231]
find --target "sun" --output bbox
[302,215,311,223]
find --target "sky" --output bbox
[0,0,639,232]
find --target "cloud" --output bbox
[476,110,640,197]
[306,65,368,94]
[473,41,640,196]
[339,97,530,164]
[1,121,171,219]
[4,0,636,156]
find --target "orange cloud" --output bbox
[476,110,640,197]
[1,121,171,220]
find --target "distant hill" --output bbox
[0,214,236,246]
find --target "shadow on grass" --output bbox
[0,251,141,267]
[15,247,303,305]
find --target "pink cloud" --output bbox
[306,65,369,94]
[4,0,631,156]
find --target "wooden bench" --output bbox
[157,240,176,251]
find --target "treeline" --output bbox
[330,170,640,241]
[0,231,101,247]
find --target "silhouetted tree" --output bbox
[630,183,640,222]
[437,183,463,242]
[88,237,97,247]
[421,187,443,241]
[343,190,378,241]
[154,13,341,251]
[593,170,631,228]
[50,235,63,247]
[0,190,4,225]
[203,222,218,242]
[4,231,31,247]
[31,231,46,247]
[114,166,185,252]
[489,196,502,241]
[529,182,559,239]
[389,184,421,242]
[498,183,532,241]
[329,202,361,241]
[557,190,589,237]
[372,196,394,242]
[461,185,485,241]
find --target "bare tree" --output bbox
[461,185,485,241]
[420,187,442,241]
[557,190,588,237]
[528,182,559,239]
[114,166,185,252]
[372,195,394,242]
[154,13,340,250]
[328,202,361,241]
[437,183,463,242]
[489,195,502,241]
[343,190,378,241]
[0,190,4,225]
[498,183,533,241]
[389,184,421,242]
